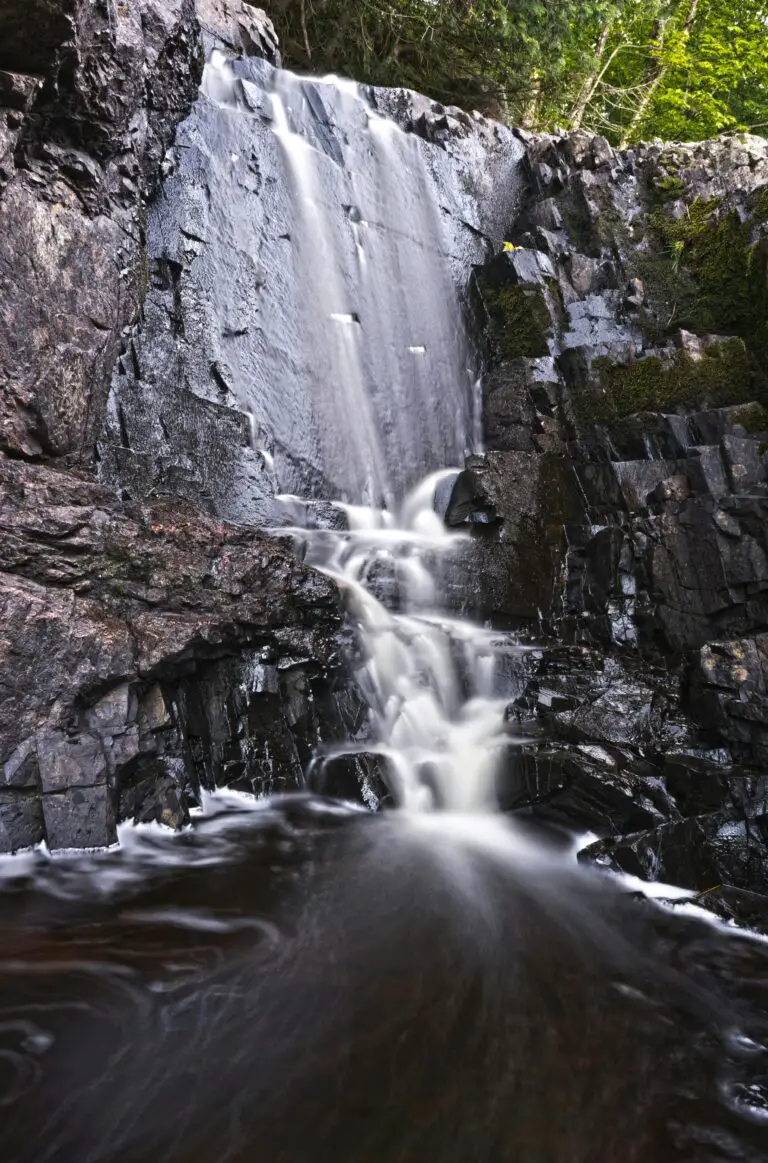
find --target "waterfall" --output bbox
[199,52,475,504]
[201,53,520,813]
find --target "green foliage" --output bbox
[731,401,768,435]
[274,0,624,122]
[561,0,768,142]
[594,338,757,417]
[274,0,768,144]
[649,194,768,336]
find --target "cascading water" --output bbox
[203,51,518,816]
[199,51,475,511]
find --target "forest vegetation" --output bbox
[270,0,768,142]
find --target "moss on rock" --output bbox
[730,401,768,437]
[602,339,755,417]
[574,338,760,429]
[483,282,552,361]
[648,190,768,342]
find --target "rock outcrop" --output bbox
[0,0,203,463]
[449,129,768,923]
[0,458,346,850]
[197,0,281,63]
[0,2,353,851]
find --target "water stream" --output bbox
[1,55,768,1163]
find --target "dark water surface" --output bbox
[0,797,767,1163]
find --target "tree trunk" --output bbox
[620,0,699,147]
[520,71,542,129]
[569,23,612,131]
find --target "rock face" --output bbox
[449,129,768,924]
[0,2,359,852]
[0,458,348,850]
[98,56,519,519]
[0,0,202,462]
[2,0,768,917]
[197,0,281,63]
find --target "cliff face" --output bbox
[0,0,202,462]
[97,54,518,522]
[0,2,352,853]
[1,0,768,922]
[449,129,768,919]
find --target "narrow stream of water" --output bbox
[258,58,516,816]
[0,56,767,1163]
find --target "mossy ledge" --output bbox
[479,282,552,362]
[646,187,768,350]
[576,338,760,426]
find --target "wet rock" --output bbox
[687,885,768,937]
[0,0,202,462]
[197,0,280,64]
[444,450,583,622]
[498,744,672,835]
[580,808,768,898]
[100,54,521,520]
[43,786,115,852]
[0,791,44,852]
[120,764,191,832]
[0,460,344,851]
[689,635,768,765]
[311,751,391,809]
[471,126,768,664]
[510,648,697,755]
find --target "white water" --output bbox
[280,475,523,812]
[201,52,474,507]
[267,72,390,508]
[199,54,520,814]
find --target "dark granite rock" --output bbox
[689,634,768,765]
[0,0,202,463]
[311,750,391,808]
[0,460,344,850]
[684,885,768,937]
[580,808,768,898]
[197,0,280,63]
[498,744,674,835]
[458,129,768,916]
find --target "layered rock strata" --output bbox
[0,1,350,851]
[449,130,768,920]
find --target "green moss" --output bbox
[753,185,768,225]
[730,401,768,436]
[484,282,552,361]
[596,339,756,419]
[648,195,768,339]
[574,339,761,430]
[651,173,687,205]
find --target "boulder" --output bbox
[0,460,344,850]
[197,0,280,63]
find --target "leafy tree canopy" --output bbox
[273,0,768,143]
